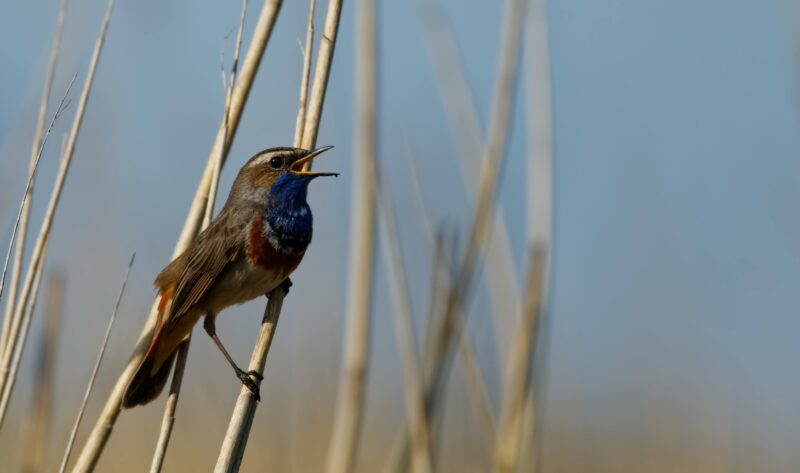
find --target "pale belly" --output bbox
[201,259,285,315]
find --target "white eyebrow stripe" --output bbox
[249,153,272,166]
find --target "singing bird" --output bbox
[122,146,337,408]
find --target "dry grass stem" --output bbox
[213,284,287,472]
[0,239,49,428]
[58,254,134,473]
[491,245,545,473]
[148,338,189,473]
[71,3,284,471]
[22,271,64,473]
[417,0,521,360]
[150,3,249,469]
[299,0,343,153]
[0,73,74,356]
[0,0,115,415]
[389,0,527,470]
[519,2,554,469]
[0,68,81,423]
[215,0,342,469]
[375,170,432,473]
[323,0,374,471]
[293,0,316,147]
[405,139,497,441]
[1,0,68,356]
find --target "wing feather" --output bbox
[165,211,247,328]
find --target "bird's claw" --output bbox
[246,369,264,381]
[236,368,262,401]
[268,278,293,299]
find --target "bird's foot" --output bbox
[235,367,263,401]
[268,278,293,299]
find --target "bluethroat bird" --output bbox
[122,146,337,408]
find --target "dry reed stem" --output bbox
[425,0,526,416]
[0,0,115,413]
[215,0,342,469]
[0,71,80,425]
[70,4,283,471]
[405,139,496,440]
[392,0,527,470]
[491,245,545,473]
[519,2,554,470]
[0,73,74,358]
[294,0,316,147]
[375,170,433,473]
[147,339,189,472]
[323,0,376,471]
[58,254,134,473]
[0,238,48,429]
[22,271,63,473]
[299,0,342,153]
[213,284,286,472]
[417,0,521,361]
[0,0,68,356]
[149,3,249,470]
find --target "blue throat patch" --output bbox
[265,173,314,253]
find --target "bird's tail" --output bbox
[122,344,179,409]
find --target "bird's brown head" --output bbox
[228,146,337,208]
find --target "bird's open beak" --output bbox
[290,145,338,177]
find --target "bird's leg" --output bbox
[203,315,263,400]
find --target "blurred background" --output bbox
[1,0,799,471]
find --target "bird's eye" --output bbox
[269,156,283,169]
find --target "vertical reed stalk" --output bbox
[0,0,114,417]
[421,0,526,431]
[22,271,64,473]
[58,254,134,473]
[71,2,284,471]
[149,3,249,471]
[491,246,545,473]
[416,0,521,362]
[213,284,287,473]
[294,0,316,147]
[375,169,432,473]
[387,0,527,470]
[323,0,375,471]
[521,1,554,469]
[406,140,497,442]
[0,74,74,361]
[0,0,68,356]
[214,0,342,470]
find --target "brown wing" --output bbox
[164,210,248,328]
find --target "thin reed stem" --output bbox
[0,69,81,426]
[300,0,343,153]
[521,1,554,469]
[1,0,68,356]
[213,284,287,473]
[0,73,74,358]
[58,254,135,473]
[416,0,521,363]
[71,2,284,471]
[491,245,545,473]
[389,0,528,470]
[0,0,115,421]
[323,0,375,471]
[294,0,316,147]
[216,0,342,469]
[375,169,432,473]
[149,3,249,470]
[22,270,63,473]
